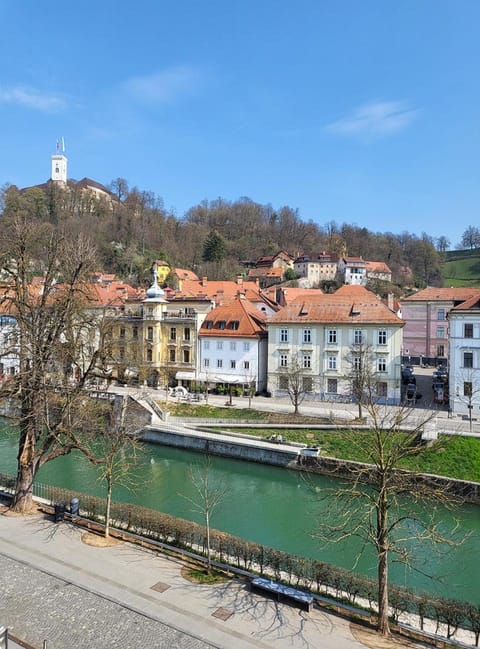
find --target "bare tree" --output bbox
[278,354,313,414]
[181,455,228,573]
[315,399,465,637]
[0,215,108,513]
[86,397,143,538]
[344,341,378,420]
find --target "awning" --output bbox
[175,371,196,380]
[178,371,244,384]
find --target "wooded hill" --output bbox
[0,180,448,292]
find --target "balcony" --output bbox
[162,311,196,322]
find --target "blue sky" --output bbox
[1,1,479,248]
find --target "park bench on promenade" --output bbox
[250,577,314,612]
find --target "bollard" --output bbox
[54,502,65,523]
[70,497,80,516]
[0,625,7,649]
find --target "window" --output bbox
[464,382,472,397]
[119,347,125,360]
[147,326,153,341]
[280,354,288,367]
[303,354,311,369]
[170,327,176,341]
[243,361,250,369]
[436,327,445,338]
[303,329,311,343]
[327,355,337,370]
[353,356,362,371]
[203,340,210,350]
[119,327,125,339]
[217,359,223,368]
[377,358,387,372]
[184,327,190,341]
[243,342,250,351]
[437,345,445,357]
[280,328,289,343]
[465,323,474,338]
[205,321,213,329]
[183,350,190,363]
[217,341,223,350]
[230,360,236,369]
[230,341,236,351]
[203,358,210,368]
[146,348,153,362]
[132,327,138,339]
[376,382,388,397]
[303,377,313,392]
[279,376,288,389]
[378,330,387,345]
[327,378,337,393]
[169,349,176,362]
[354,329,363,345]
[437,309,445,321]
[218,320,226,330]
[464,352,473,368]
[328,329,337,344]
[230,320,239,330]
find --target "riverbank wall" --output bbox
[142,424,480,504]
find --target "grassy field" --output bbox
[442,249,480,286]
[159,402,480,483]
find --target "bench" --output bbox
[250,577,314,612]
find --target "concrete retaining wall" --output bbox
[141,429,298,467]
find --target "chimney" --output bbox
[387,293,394,311]
[202,276,208,287]
[237,275,243,286]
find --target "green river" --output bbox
[0,421,478,604]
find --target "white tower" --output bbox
[51,138,67,184]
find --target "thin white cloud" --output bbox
[0,85,67,112]
[326,100,418,138]
[122,65,201,104]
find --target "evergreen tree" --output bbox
[202,229,226,263]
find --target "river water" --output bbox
[0,422,478,603]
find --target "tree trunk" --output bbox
[206,510,211,574]
[377,548,390,635]
[105,477,112,538]
[11,462,35,513]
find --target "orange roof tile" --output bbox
[199,296,267,338]
[402,287,480,302]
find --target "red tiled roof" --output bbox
[199,296,267,338]
[269,286,402,325]
[402,287,480,302]
[365,261,392,274]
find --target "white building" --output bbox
[448,294,480,416]
[198,295,268,393]
[338,257,367,286]
[293,253,339,287]
[266,285,403,404]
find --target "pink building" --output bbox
[401,287,480,365]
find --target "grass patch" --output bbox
[222,427,480,482]
[182,566,229,584]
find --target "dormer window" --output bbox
[230,320,239,330]
[218,320,226,330]
[205,321,213,329]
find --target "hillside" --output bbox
[442,249,480,287]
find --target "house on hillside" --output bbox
[448,294,480,415]
[337,257,367,286]
[293,252,338,287]
[266,285,403,404]
[365,261,392,283]
[401,287,480,366]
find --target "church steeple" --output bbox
[51,137,67,184]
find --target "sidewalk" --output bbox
[0,507,387,649]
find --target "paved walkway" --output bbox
[0,508,375,649]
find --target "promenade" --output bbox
[0,506,403,649]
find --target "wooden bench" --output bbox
[250,577,314,612]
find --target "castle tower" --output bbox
[51,138,67,184]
